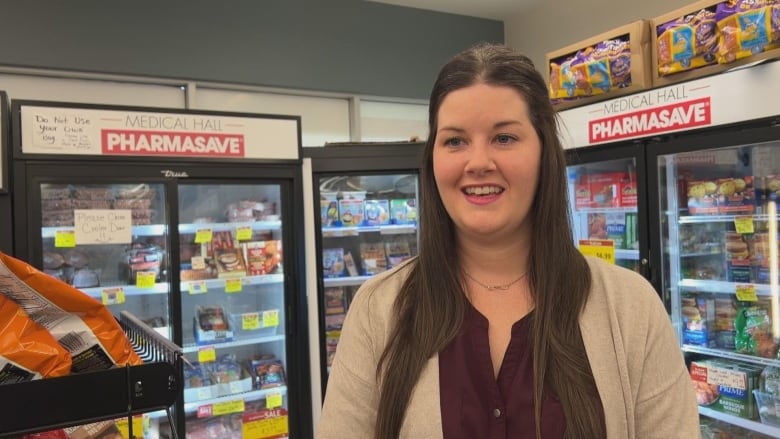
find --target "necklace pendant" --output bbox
[488,284,510,291]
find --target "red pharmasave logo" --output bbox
[101,129,245,157]
[589,97,711,143]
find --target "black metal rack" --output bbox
[0,311,183,439]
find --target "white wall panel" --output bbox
[360,100,428,142]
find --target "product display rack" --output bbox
[0,311,183,439]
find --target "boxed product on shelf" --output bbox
[752,232,780,284]
[547,20,652,110]
[690,359,762,420]
[321,200,339,227]
[322,248,346,278]
[194,305,234,345]
[324,287,347,314]
[390,199,417,224]
[243,240,282,276]
[575,173,629,209]
[756,175,780,213]
[214,248,248,279]
[714,296,737,350]
[360,242,388,276]
[724,231,753,282]
[734,301,779,358]
[385,238,414,268]
[754,390,780,427]
[686,179,720,214]
[682,295,716,347]
[338,199,364,227]
[364,199,390,226]
[651,0,780,86]
[248,355,286,390]
[716,176,755,214]
[343,252,360,277]
[183,355,253,402]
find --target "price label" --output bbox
[734,217,754,234]
[195,229,213,244]
[263,310,280,328]
[578,239,615,265]
[136,271,156,289]
[196,405,213,418]
[736,284,757,302]
[198,347,216,363]
[212,399,245,416]
[225,278,243,293]
[191,256,206,270]
[242,413,288,439]
[189,281,208,295]
[242,312,260,330]
[266,392,283,409]
[236,226,253,241]
[101,288,125,305]
[54,230,76,248]
[115,416,144,439]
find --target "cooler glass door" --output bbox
[567,158,640,272]
[39,182,171,338]
[657,141,780,436]
[177,182,290,438]
[317,173,418,373]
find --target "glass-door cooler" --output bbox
[651,125,780,437]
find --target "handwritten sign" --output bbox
[266,393,283,409]
[136,271,156,289]
[195,229,213,244]
[242,410,288,439]
[198,347,216,363]
[242,312,260,330]
[213,399,245,416]
[74,209,132,245]
[736,284,757,302]
[578,239,615,265]
[263,310,280,328]
[29,112,96,154]
[101,287,125,305]
[734,217,754,234]
[236,226,253,241]
[54,230,76,248]
[225,278,243,293]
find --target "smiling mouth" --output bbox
[462,186,504,196]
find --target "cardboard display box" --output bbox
[546,20,652,111]
[651,0,780,87]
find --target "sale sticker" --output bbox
[102,287,125,305]
[213,399,245,416]
[242,410,288,439]
[263,310,280,328]
[55,230,76,248]
[578,239,615,265]
[136,271,156,289]
[195,229,213,244]
[236,226,253,241]
[736,284,757,302]
[189,281,208,295]
[198,347,216,363]
[225,278,243,293]
[242,312,260,330]
[734,217,754,234]
[266,392,283,409]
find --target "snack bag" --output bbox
[656,8,718,75]
[716,0,780,64]
[0,252,141,373]
[0,295,72,383]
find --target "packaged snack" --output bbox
[243,240,282,276]
[682,295,716,347]
[735,302,778,358]
[360,243,388,275]
[656,7,718,76]
[321,200,339,227]
[343,252,359,277]
[363,200,390,226]
[214,248,247,279]
[549,38,632,99]
[716,0,780,64]
[338,199,364,227]
[385,239,413,269]
[0,252,141,372]
[690,359,762,419]
[322,248,345,278]
[194,305,233,344]
[324,288,346,315]
[0,295,72,383]
[391,199,417,224]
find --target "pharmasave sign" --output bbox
[558,60,780,149]
[20,106,300,160]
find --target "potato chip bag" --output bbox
[0,295,71,383]
[0,252,141,373]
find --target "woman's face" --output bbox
[432,82,541,244]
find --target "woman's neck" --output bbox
[457,233,531,281]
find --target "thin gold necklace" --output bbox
[463,270,529,291]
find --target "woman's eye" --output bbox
[496,134,515,144]
[443,137,463,147]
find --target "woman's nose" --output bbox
[464,142,496,175]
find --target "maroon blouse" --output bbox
[438,305,588,438]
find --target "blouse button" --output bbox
[493,408,502,418]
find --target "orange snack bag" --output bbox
[0,295,72,383]
[0,252,141,373]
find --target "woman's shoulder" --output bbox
[583,256,664,317]
[347,257,416,320]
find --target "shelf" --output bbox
[679,214,779,224]
[573,207,638,214]
[80,282,170,299]
[680,251,722,258]
[178,221,281,234]
[682,345,780,368]
[615,249,640,260]
[322,224,417,237]
[324,275,373,287]
[42,224,167,238]
[678,279,775,295]
[698,406,780,437]
[183,386,288,415]
[182,334,285,353]
[181,273,284,292]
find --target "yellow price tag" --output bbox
[212,399,245,416]
[225,278,243,293]
[102,288,125,305]
[236,226,253,241]
[195,229,213,244]
[242,312,260,330]
[736,284,758,302]
[188,281,208,295]
[54,230,76,248]
[578,239,615,265]
[191,256,206,270]
[136,271,156,289]
[115,415,144,439]
[266,392,283,409]
[198,347,216,363]
[734,217,754,234]
[263,310,279,328]
[242,414,288,439]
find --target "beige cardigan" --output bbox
[316,257,700,438]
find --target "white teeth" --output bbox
[464,186,502,195]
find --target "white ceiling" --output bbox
[366,0,542,20]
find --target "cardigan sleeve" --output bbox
[315,282,384,439]
[633,282,701,439]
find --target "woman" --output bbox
[316,43,699,438]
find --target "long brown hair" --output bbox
[375,43,603,439]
